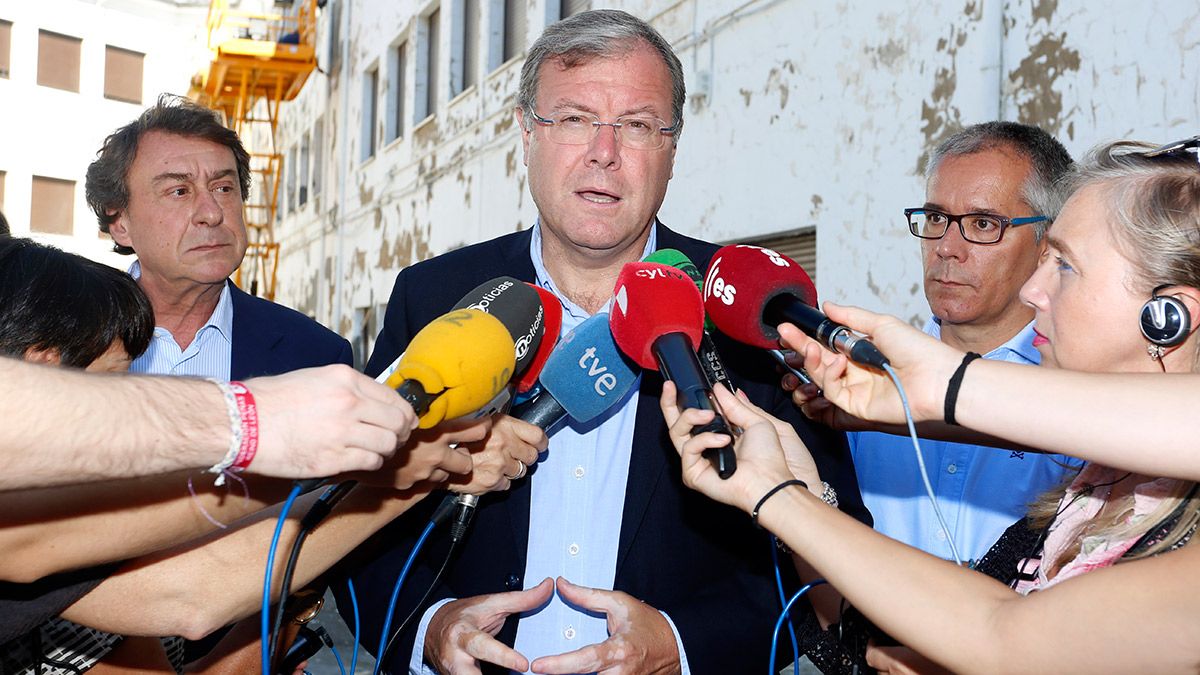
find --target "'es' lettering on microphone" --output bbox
[578,347,618,396]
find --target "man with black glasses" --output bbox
[847,122,1081,565]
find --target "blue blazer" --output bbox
[339,225,869,674]
[227,283,353,379]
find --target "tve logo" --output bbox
[577,346,619,396]
[704,255,736,306]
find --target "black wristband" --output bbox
[943,352,982,426]
[751,478,808,528]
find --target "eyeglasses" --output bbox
[1141,135,1199,165]
[904,208,1048,245]
[528,110,679,150]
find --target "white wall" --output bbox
[260,0,1200,344]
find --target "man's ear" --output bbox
[515,107,531,166]
[107,209,134,250]
[23,347,62,367]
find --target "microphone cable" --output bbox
[379,536,460,665]
[371,494,459,675]
[268,480,359,668]
[346,577,361,675]
[882,363,963,567]
[261,481,305,675]
[768,579,828,675]
[769,536,801,675]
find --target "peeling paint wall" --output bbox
[274,0,1200,350]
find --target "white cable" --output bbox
[882,363,964,567]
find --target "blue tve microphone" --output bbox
[514,312,640,430]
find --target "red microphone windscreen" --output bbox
[515,283,564,393]
[610,262,704,370]
[703,245,818,349]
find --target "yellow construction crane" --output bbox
[189,0,319,300]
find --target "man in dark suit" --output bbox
[85,94,352,381]
[341,10,868,675]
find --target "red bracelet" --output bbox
[228,381,259,471]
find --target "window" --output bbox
[454,0,479,96]
[327,0,341,73]
[286,146,296,214]
[502,0,524,62]
[312,117,323,200]
[362,66,378,160]
[37,30,81,92]
[299,133,310,208]
[424,9,440,119]
[104,46,144,103]
[560,0,589,19]
[386,42,406,143]
[30,176,74,235]
[0,21,12,79]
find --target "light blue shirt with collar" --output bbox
[127,260,234,381]
[849,318,1081,564]
[411,222,693,675]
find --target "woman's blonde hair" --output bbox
[1030,138,1200,566]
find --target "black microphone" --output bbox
[763,296,890,370]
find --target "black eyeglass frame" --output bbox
[903,208,1048,245]
[1141,134,1200,164]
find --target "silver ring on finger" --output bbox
[504,459,528,481]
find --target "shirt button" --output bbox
[935,529,947,541]
[505,573,522,590]
[564,626,576,640]
[573,466,585,479]
[568,543,580,556]
[947,463,958,474]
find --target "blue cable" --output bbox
[769,537,801,675]
[372,519,437,675]
[330,642,349,675]
[882,363,963,566]
[262,482,305,674]
[768,579,827,675]
[347,578,361,675]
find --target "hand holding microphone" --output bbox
[610,262,737,479]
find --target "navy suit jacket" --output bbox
[339,225,869,674]
[227,282,353,378]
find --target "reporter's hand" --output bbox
[242,365,419,479]
[450,415,547,495]
[782,363,873,432]
[530,577,680,675]
[778,303,961,424]
[350,417,488,490]
[424,578,555,675]
[660,382,796,513]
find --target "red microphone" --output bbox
[516,283,564,394]
[610,262,736,479]
[704,245,888,368]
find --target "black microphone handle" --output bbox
[652,332,737,479]
[516,391,568,431]
[395,378,437,416]
[698,331,735,390]
[763,295,889,369]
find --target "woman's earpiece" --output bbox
[1140,285,1192,348]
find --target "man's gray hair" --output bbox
[926,121,1073,241]
[517,9,685,140]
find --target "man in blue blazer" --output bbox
[338,11,868,674]
[86,95,352,380]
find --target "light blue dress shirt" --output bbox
[410,223,692,675]
[849,318,1081,563]
[127,260,234,381]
